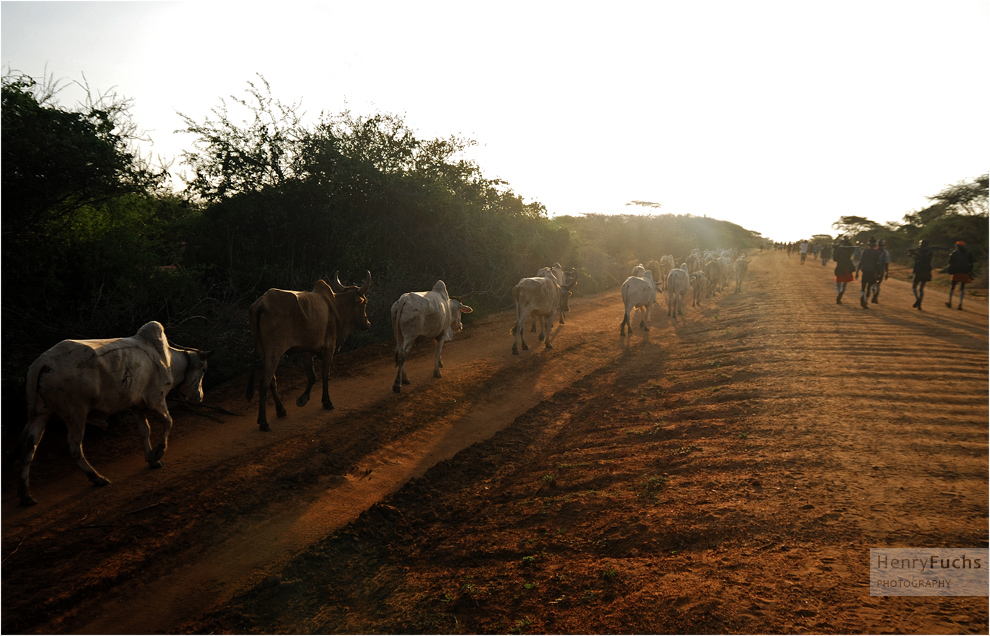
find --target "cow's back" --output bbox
[515,277,559,315]
[392,289,449,343]
[31,335,170,418]
[251,288,331,354]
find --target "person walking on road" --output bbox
[946,241,975,310]
[871,239,891,304]
[833,237,855,304]
[908,239,933,310]
[820,243,832,267]
[855,237,882,310]
[799,241,809,265]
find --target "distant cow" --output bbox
[17,321,211,506]
[645,260,662,288]
[620,270,658,335]
[536,262,578,325]
[734,255,749,293]
[247,272,371,431]
[391,280,473,393]
[691,271,708,307]
[659,255,675,287]
[666,266,691,319]
[512,270,569,354]
[631,263,647,277]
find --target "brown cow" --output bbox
[246,272,371,431]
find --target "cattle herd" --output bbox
[15,251,749,506]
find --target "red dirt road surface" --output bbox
[3,251,987,634]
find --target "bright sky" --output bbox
[3,1,988,242]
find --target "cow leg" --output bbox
[620,309,631,336]
[270,378,288,418]
[393,351,407,393]
[147,407,172,467]
[296,356,318,407]
[320,354,334,410]
[64,414,111,488]
[543,316,555,349]
[433,338,445,378]
[258,363,285,431]
[642,305,652,331]
[512,317,527,355]
[17,414,49,506]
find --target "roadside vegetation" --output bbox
[3,70,985,410]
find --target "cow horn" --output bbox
[456,291,473,301]
[358,271,371,295]
[333,271,346,291]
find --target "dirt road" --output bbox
[3,251,987,634]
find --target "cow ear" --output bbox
[200,350,214,360]
[460,305,474,314]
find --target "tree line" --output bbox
[10,70,978,410]
[828,175,988,273]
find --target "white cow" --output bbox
[631,263,647,277]
[534,263,578,329]
[691,271,708,307]
[17,321,212,506]
[512,271,564,354]
[620,270,658,335]
[666,266,691,319]
[391,280,473,393]
[705,259,724,296]
[734,255,749,293]
[659,255,675,287]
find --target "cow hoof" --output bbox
[149,460,163,469]
[20,496,38,507]
[538,334,545,342]
[259,422,271,432]
[433,370,442,379]
[522,343,529,351]
[402,378,411,385]
[93,476,111,488]
[296,394,310,407]
[323,401,335,411]
[545,343,554,350]
[393,384,401,393]
[276,409,287,418]
[149,445,166,464]
[512,348,520,355]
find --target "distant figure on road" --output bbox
[908,239,933,310]
[799,241,809,265]
[820,244,832,267]
[871,239,891,304]
[855,237,881,310]
[832,237,855,304]
[946,241,975,310]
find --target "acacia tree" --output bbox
[928,174,988,217]
[178,74,305,203]
[831,215,882,238]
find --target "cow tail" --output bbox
[20,361,51,453]
[392,301,404,367]
[510,285,521,336]
[246,304,265,401]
